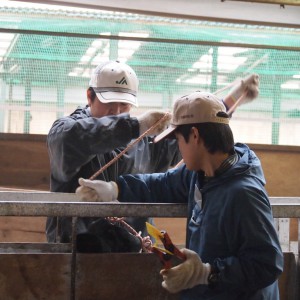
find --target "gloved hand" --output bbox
[228,73,259,104]
[160,248,211,294]
[137,111,171,136]
[75,178,118,202]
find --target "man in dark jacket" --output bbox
[46,60,173,248]
[47,59,259,252]
[76,91,283,299]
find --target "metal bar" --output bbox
[0,201,296,217]
[0,243,72,253]
[228,0,300,6]
[0,202,188,217]
[9,0,300,28]
[271,204,300,218]
[70,217,77,300]
[270,197,300,203]
[1,192,299,203]
[1,28,300,52]
[0,192,299,217]
[0,191,81,202]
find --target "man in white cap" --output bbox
[76,91,283,299]
[46,60,172,250]
[47,59,259,252]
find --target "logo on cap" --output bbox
[116,77,127,85]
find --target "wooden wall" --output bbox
[0,133,300,244]
[0,133,49,191]
[1,133,300,195]
[0,133,299,299]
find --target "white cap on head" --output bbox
[89,60,139,107]
[154,91,229,143]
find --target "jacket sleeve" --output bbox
[47,112,139,182]
[216,187,283,293]
[117,164,192,204]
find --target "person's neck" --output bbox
[202,152,229,177]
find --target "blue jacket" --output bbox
[117,143,283,299]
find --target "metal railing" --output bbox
[0,191,299,300]
[0,191,299,217]
[0,192,299,253]
[0,192,299,254]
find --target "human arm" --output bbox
[47,110,139,182]
[223,73,259,112]
[76,164,192,203]
[47,108,171,182]
[173,74,260,169]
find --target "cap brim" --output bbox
[96,91,138,107]
[153,125,177,143]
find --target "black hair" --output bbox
[175,113,234,154]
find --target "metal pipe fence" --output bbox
[0,192,299,255]
[0,192,299,300]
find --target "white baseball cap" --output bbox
[154,91,229,143]
[89,60,139,107]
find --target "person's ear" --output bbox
[191,127,200,143]
[87,89,92,106]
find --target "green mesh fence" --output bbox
[0,3,299,145]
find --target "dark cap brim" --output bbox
[153,125,177,143]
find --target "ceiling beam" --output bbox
[7,0,300,27]
[227,0,300,6]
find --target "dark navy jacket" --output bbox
[117,143,283,299]
[46,106,181,242]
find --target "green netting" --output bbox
[0,3,299,146]
[1,6,299,48]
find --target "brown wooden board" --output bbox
[0,134,49,191]
[278,252,299,300]
[75,253,179,300]
[0,253,71,300]
[0,216,46,242]
[0,251,296,299]
[1,135,300,196]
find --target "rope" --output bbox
[106,217,153,253]
[88,80,236,179]
[89,112,171,180]
[85,88,244,249]
[87,113,170,251]
[227,90,247,115]
[213,79,239,95]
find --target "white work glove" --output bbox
[75,178,118,202]
[160,248,211,294]
[228,73,259,104]
[137,111,171,136]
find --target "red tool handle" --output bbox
[151,231,186,269]
[162,232,186,261]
